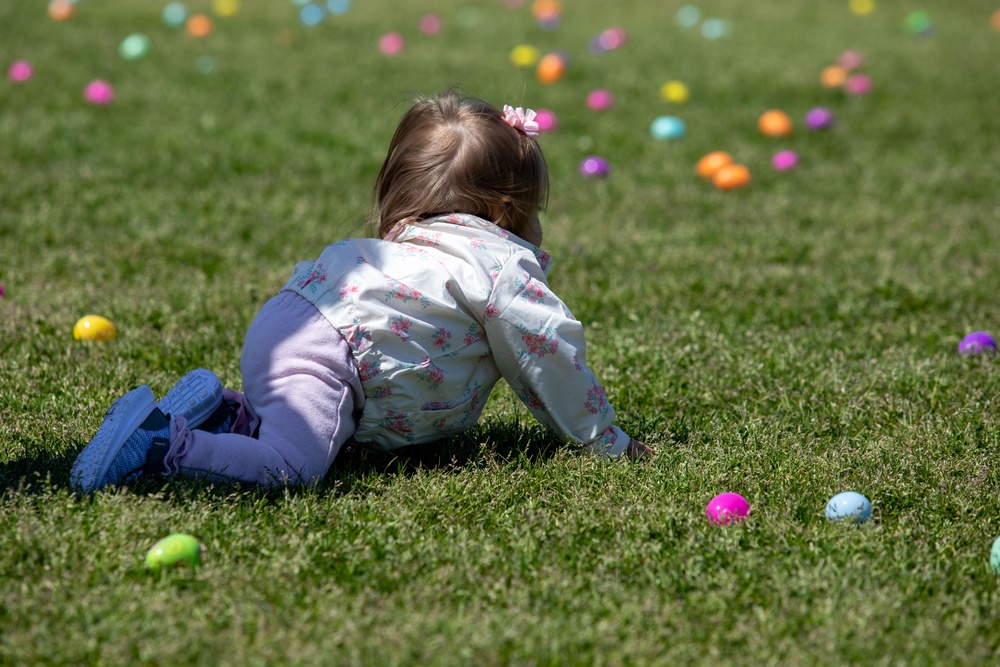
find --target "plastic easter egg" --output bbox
[758,109,793,137]
[846,74,872,96]
[379,32,404,55]
[7,60,32,83]
[531,0,561,20]
[510,44,540,67]
[772,150,799,171]
[73,315,117,342]
[145,534,203,573]
[534,108,557,132]
[84,81,114,106]
[696,151,733,179]
[905,10,932,36]
[820,65,848,89]
[328,0,350,15]
[825,491,872,524]
[300,4,324,26]
[586,89,614,111]
[186,14,213,38]
[579,156,609,178]
[650,115,685,140]
[419,14,441,35]
[677,4,700,28]
[850,0,875,17]
[958,332,997,356]
[163,2,188,27]
[706,492,751,525]
[597,27,626,51]
[839,50,865,71]
[991,536,1000,575]
[993,10,1000,32]
[535,53,565,84]
[805,107,835,130]
[659,80,689,104]
[712,164,750,191]
[213,0,241,17]
[48,0,75,21]
[119,34,150,60]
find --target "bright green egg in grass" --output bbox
[145,534,203,573]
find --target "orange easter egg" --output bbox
[758,109,793,137]
[696,151,734,179]
[712,164,751,191]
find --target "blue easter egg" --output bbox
[825,491,872,524]
[651,115,686,140]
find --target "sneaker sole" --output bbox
[157,369,223,428]
[71,386,157,493]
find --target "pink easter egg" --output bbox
[586,88,614,111]
[84,80,114,106]
[846,74,872,96]
[378,32,404,56]
[838,50,864,71]
[419,14,441,35]
[772,150,799,171]
[705,492,751,525]
[8,60,33,82]
[535,108,557,132]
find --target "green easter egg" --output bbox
[145,533,203,573]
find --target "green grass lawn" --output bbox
[3,0,1000,664]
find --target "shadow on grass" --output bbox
[0,417,562,500]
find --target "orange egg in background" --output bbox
[712,164,751,191]
[820,65,849,88]
[535,53,566,84]
[187,14,213,38]
[758,109,793,137]
[696,151,734,179]
[48,0,74,21]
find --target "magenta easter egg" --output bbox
[772,150,799,171]
[84,80,114,106]
[586,89,614,111]
[846,74,872,96]
[706,492,751,525]
[8,60,32,82]
[535,108,557,132]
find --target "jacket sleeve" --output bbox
[481,253,631,457]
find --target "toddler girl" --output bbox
[71,91,652,492]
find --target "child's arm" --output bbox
[483,254,651,458]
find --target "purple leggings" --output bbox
[163,291,365,486]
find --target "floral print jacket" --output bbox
[282,214,630,457]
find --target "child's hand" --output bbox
[626,439,655,460]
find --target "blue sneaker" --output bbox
[71,386,172,493]
[157,368,226,430]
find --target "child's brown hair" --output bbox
[370,91,549,241]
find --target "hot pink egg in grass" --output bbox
[586,89,614,111]
[705,492,751,525]
[84,80,114,106]
[534,108,557,132]
[379,32,404,56]
[8,60,33,82]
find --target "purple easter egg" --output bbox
[805,107,835,130]
[579,156,609,178]
[958,332,997,356]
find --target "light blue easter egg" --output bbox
[991,536,1000,575]
[825,491,872,524]
[651,115,686,141]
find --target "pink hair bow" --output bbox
[502,105,540,139]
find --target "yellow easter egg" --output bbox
[509,44,540,68]
[73,315,117,342]
[659,80,690,104]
